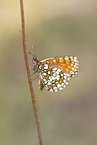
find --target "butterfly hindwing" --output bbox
[39,64,71,92]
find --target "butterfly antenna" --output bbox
[28,51,36,57]
[32,45,37,57]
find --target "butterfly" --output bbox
[29,53,79,92]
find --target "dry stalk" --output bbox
[20,0,43,145]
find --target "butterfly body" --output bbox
[31,56,79,92]
[32,57,41,74]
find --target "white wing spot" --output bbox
[66,82,68,85]
[56,77,60,80]
[56,71,60,74]
[39,65,42,69]
[48,82,51,85]
[52,67,57,71]
[43,73,47,76]
[70,56,73,60]
[49,76,52,82]
[65,57,68,59]
[52,76,55,80]
[53,87,58,91]
[59,87,63,90]
[75,72,78,74]
[61,83,64,86]
[44,65,48,69]
[49,89,53,92]
[43,79,46,81]
[63,79,66,83]
[63,85,66,88]
[55,89,58,92]
[53,73,56,77]
[64,76,67,79]
[74,56,77,62]
[48,71,51,74]
[57,84,61,88]
[57,69,62,73]
[44,81,47,84]
[67,77,70,81]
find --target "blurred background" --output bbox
[0,0,97,145]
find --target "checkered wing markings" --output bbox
[41,56,79,77]
[39,64,71,92]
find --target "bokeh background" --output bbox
[0,0,97,145]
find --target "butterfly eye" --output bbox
[32,57,37,64]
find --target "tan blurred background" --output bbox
[0,0,97,145]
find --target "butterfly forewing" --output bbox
[41,56,79,76]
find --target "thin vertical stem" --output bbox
[20,1,43,145]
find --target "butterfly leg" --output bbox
[39,79,45,91]
[32,76,38,81]
[29,65,34,70]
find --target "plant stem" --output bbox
[20,1,43,145]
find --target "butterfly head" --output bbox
[28,50,41,74]
[32,57,41,74]
[32,57,39,64]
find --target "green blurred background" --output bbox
[0,0,97,145]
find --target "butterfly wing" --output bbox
[39,64,71,92]
[41,56,79,76]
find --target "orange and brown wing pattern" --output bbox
[41,56,79,77]
[39,64,71,92]
[30,55,79,92]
